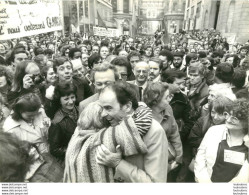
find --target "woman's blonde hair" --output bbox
[77,102,106,130]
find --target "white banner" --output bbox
[0,0,63,40]
[93,27,120,37]
[188,38,203,45]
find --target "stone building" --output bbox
[112,0,139,36]
[184,0,249,43]
[163,0,186,34]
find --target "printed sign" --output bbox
[93,26,120,37]
[0,0,63,40]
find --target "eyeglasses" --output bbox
[224,112,239,124]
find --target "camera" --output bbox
[30,74,45,85]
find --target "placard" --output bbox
[0,0,63,40]
[93,26,120,37]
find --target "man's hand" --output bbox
[23,74,34,89]
[96,144,122,168]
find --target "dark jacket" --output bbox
[48,107,78,162]
[45,77,93,119]
[7,85,44,108]
[170,92,194,142]
[188,115,213,157]
[187,79,209,121]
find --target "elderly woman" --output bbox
[194,98,249,183]
[64,101,152,182]
[143,82,183,171]
[3,93,63,182]
[48,83,78,162]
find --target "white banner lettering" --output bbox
[0,0,63,40]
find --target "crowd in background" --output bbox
[0,28,248,183]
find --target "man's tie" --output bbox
[139,87,143,101]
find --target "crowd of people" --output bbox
[0,28,248,183]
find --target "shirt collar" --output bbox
[135,80,148,89]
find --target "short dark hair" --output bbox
[161,69,186,83]
[68,48,81,59]
[53,57,71,73]
[102,81,139,110]
[215,62,234,83]
[127,51,141,62]
[12,93,41,121]
[111,57,129,69]
[185,53,198,66]
[159,50,174,63]
[232,68,246,88]
[33,47,44,56]
[53,83,77,108]
[8,46,27,63]
[88,53,102,69]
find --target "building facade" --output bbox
[184,0,249,43]
[163,0,185,34]
[112,0,139,36]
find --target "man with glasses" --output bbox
[127,61,150,101]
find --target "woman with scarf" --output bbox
[48,83,79,163]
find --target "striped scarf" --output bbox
[64,105,152,183]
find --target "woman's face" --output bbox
[226,57,234,65]
[60,94,76,111]
[100,47,109,59]
[225,111,244,132]
[46,67,56,84]
[211,108,226,125]
[0,75,7,88]
[21,109,39,123]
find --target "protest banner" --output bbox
[93,26,120,37]
[0,0,63,40]
[188,38,203,45]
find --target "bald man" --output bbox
[127,61,150,101]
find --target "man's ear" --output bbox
[168,94,174,102]
[123,101,132,113]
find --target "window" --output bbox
[79,1,83,18]
[123,0,129,13]
[112,0,117,12]
[191,6,194,18]
[173,2,177,12]
[84,0,88,18]
[196,2,201,18]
